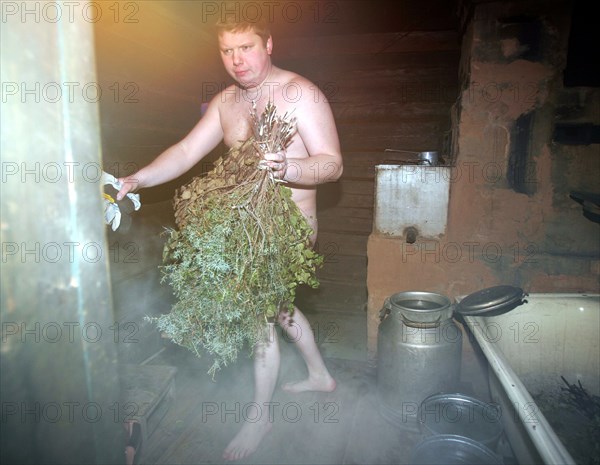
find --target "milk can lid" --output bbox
[455,285,527,316]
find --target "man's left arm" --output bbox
[265,78,343,185]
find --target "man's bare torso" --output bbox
[217,67,319,238]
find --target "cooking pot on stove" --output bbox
[384,149,440,165]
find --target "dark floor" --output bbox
[131,310,493,465]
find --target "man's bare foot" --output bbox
[281,374,336,393]
[222,421,272,461]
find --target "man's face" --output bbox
[218,29,272,88]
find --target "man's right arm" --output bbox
[116,97,224,200]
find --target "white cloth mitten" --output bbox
[102,171,141,231]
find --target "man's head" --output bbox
[215,16,271,47]
[216,15,273,89]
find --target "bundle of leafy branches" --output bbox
[149,102,324,377]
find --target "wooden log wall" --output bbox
[94,1,460,327]
[94,3,225,363]
[278,31,460,314]
[94,3,225,204]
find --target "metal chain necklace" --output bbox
[243,64,273,105]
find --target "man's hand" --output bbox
[116,175,140,201]
[261,151,288,180]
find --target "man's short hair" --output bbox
[215,14,271,45]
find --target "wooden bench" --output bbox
[120,364,177,463]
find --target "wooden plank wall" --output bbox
[94,1,460,320]
[94,3,225,363]
[277,31,460,314]
[94,2,226,204]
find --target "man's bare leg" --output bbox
[279,306,336,393]
[223,324,279,461]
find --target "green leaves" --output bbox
[152,104,323,377]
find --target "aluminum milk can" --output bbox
[377,291,463,431]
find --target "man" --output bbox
[117,16,342,461]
